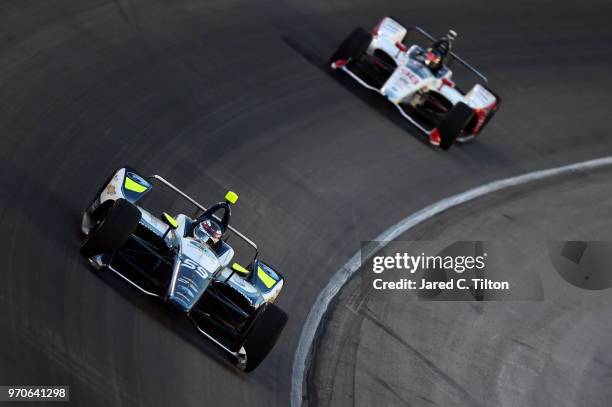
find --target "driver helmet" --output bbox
[194,219,223,245]
[424,48,442,70]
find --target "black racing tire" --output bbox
[438,102,476,150]
[80,198,141,258]
[329,27,372,64]
[242,303,288,372]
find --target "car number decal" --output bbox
[181,257,209,280]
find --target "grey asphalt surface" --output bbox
[0,0,611,406]
[310,166,612,407]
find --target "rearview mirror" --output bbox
[231,262,250,275]
[161,212,178,229]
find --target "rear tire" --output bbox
[438,102,475,150]
[329,27,372,64]
[80,198,141,258]
[242,303,288,372]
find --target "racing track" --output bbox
[1,1,611,406]
[309,165,612,407]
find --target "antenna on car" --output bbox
[225,191,238,205]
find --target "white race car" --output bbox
[330,17,501,150]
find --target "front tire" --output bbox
[80,198,141,258]
[329,27,372,64]
[242,303,288,372]
[438,102,475,150]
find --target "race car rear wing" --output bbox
[148,174,259,260]
[409,26,488,83]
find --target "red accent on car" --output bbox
[332,59,349,69]
[472,108,488,134]
[373,59,387,70]
[395,42,408,52]
[483,99,497,111]
[371,18,385,36]
[441,77,455,87]
[371,25,379,36]
[429,129,441,146]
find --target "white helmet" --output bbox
[194,219,223,245]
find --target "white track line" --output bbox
[290,156,612,407]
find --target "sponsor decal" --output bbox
[105,183,116,195]
[400,68,420,85]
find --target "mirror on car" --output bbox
[231,262,250,275]
[161,212,178,229]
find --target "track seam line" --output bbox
[290,156,612,407]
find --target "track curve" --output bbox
[309,165,612,407]
[1,1,612,406]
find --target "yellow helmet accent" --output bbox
[232,263,249,275]
[257,266,277,289]
[225,191,238,205]
[124,177,147,193]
